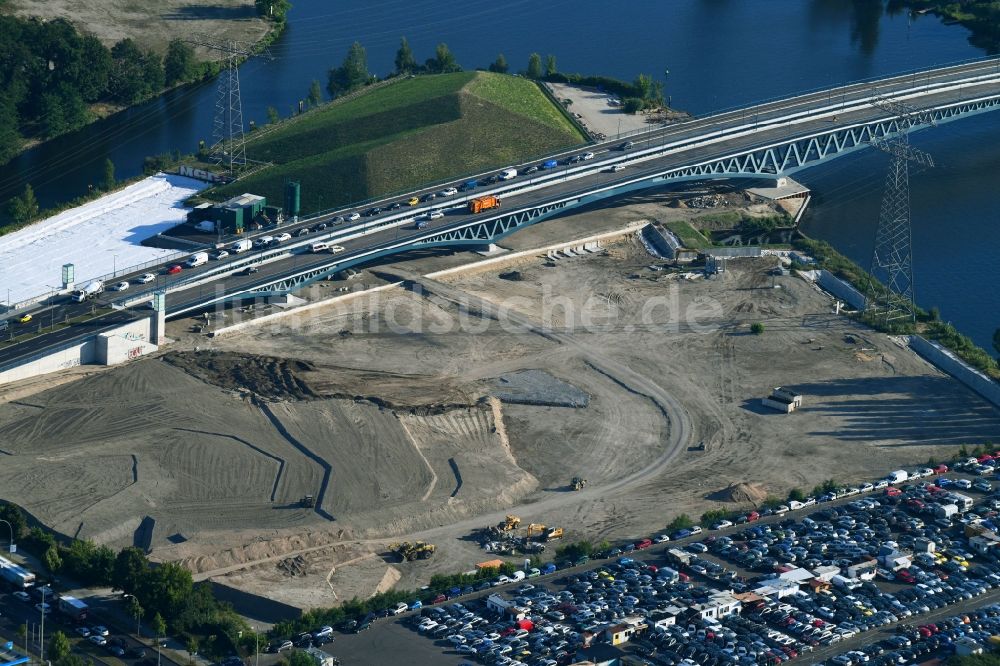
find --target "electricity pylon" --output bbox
[185,37,271,177]
[863,95,935,326]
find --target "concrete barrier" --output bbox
[909,335,1000,409]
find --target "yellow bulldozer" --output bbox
[545,527,564,541]
[571,477,588,491]
[498,514,521,532]
[390,541,436,562]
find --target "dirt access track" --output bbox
[1,194,998,613]
[5,0,271,55]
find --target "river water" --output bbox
[1,0,996,348]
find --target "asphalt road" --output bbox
[4,58,1000,363]
[0,309,137,368]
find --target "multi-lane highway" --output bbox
[4,57,1000,367]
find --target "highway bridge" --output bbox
[4,57,1000,368]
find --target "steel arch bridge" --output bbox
[170,92,1000,315]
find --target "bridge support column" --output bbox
[474,243,503,255]
[150,290,167,344]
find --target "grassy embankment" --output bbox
[205,71,587,213]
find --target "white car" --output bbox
[392,602,408,615]
[137,273,155,284]
[90,626,109,637]
[581,151,595,160]
[211,250,230,260]
[274,233,292,243]
[439,187,458,197]
[428,210,444,220]
[88,635,107,647]
[111,281,130,292]
[712,520,733,530]
[329,245,345,254]
[654,534,670,543]
[348,212,361,221]
[607,164,626,172]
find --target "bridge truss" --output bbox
[169,92,1000,316]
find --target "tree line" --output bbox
[322,38,666,115]
[0,15,211,165]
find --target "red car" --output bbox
[432,594,446,604]
[635,539,652,550]
[166,264,182,274]
[934,464,949,474]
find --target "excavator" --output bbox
[571,477,588,491]
[389,541,436,561]
[525,523,546,539]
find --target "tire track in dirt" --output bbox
[172,427,286,502]
[397,417,438,502]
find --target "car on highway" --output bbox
[166,264,183,274]
[408,197,420,206]
[421,193,436,202]
[13,591,30,602]
[274,233,292,243]
[111,281,130,292]
[428,210,444,220]
[364,207,383,217]
[311,223,328,232]
[240,266,260,276]
[330,245,345,254]
[582,151,595,160]
[137,273,155,283]
[211,250,230,260]
[295,227,311,237]
[332,216,345,225]
[607,164,626,172]
[524,165,539,174]
[439,187,458,197]
[18,313,32,323]
[254,236,274,248]
[348,212,361,221]
[620,141,634,150]
[388,201,402,210]
[88,635,107,647]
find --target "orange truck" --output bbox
[468,195,501,214]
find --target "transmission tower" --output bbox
[185,37,270,177]
[863,95,935,326]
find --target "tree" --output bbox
[142,49,165,93]
[634,73,654,100]
[489,53,508,74]
[164,39,195,86]
[7,183,39,225]
[77,35,112,102]
[545,54,557,77]
[993,327,1000,359]
[0,95,22,165]
[750,322,765,335]
[109,39,149,103]
[43,544,62,573]
[284,651,314,666]
[151,612,167,642]
[787,487,806,502]
[113,546,149,594]
[666,514,694,531]
[266,106,280,125]
[327,41,369,96]
[103,158,115,191]
[394,37,416,74]
[622,97,643,114]
[185,636,199,658]
[49,631,71,662]
[430,43,459,73]
[138,561,193,620]
[255,0,291,21]
[307,80,322,108]
[0,502,28,540]
[527,53,542,79]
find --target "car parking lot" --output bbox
[333,458,1000,666]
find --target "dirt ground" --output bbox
[6,0,271,55]
[546,82,686,140]
[2,191,999,615]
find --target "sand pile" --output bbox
[711,482,768,505]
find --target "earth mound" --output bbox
[709,481,768,505]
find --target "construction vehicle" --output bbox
[390,541,436,561]
[525,523,546,539]
[571,477,588,491]
[522,541,546,554]
[545,527,564,541]
[498,514,521,532]
[468,195,501,214]
[299,495,315,508]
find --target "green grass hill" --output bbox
[207,71,587,213]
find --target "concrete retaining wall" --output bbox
[0,316,156,386]
[706,246,763,258]
[804,269,867,310]
[909,335,1000,409]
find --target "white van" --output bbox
[186,252,209,268]
[499,168,518,181]
[309,241,329,253]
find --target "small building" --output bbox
[647,606,682,630]
[913,537,937,554]
[777,567,814,586]
[485,593,528,620]
[762,387,802,413]
[605,622,638,646]
[302,647,337,666]
[811,565,841,582]
[970,534,1000,555]
[753,579,800,600]
[847,559,879,580]
[877,550,911,572]
[689,591,741,620]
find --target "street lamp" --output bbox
[0,519,14,553]
[123,593,143,638]
[113,254,118,277]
